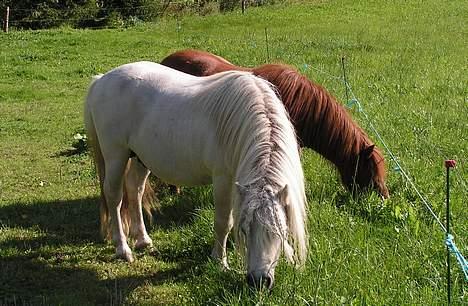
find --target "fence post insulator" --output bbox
[445,160,456,168]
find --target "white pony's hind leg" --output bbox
[211,175,233,269]
[126,158,152,249]
[103,153,134,262]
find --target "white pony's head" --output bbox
[236,181,294,290]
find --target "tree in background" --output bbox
[1,0,277,30]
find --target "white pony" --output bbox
[84,62,307,288]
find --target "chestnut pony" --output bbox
[161,49,389,199]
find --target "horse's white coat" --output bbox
[85,62,307,283]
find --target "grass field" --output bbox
[0,0,467,304]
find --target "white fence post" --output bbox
[3,6,9,33]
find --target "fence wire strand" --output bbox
[311,65,468,281]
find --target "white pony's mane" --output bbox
[197,71,308,265]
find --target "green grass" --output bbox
[0,0,467,304]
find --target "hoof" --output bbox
[135,237,153,250]
[211,250,229,270]
[116,246,134,263]
[220,261,230,271]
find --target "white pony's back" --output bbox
[87,62,252,186]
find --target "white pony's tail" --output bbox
[84,74,112,239]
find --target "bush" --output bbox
[0,0,279,30]
[219,0,238,12]
[1,0,101,29]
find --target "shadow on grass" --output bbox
[153,191,202,230]
[0,197,101,244]
[0,253,199,305]
[0,194,242,305]
[54,147,87,157]
[0,187,206,241]
[150,182,213,230]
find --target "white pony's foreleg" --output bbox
[126,158,152,249]
[103,154,134,263]
[211,175,233,269]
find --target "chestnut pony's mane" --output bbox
[160,49,389,198]
[253,65,370,162]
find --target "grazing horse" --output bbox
[84,62,307,289]
[161,49,389,199]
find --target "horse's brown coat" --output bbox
[161,49,389,198]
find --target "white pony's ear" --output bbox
[235,182,248,196]
[277,184,289,206]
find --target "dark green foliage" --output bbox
[219,0,238,12]
[0,0,278,29]
[0,0,167,29]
